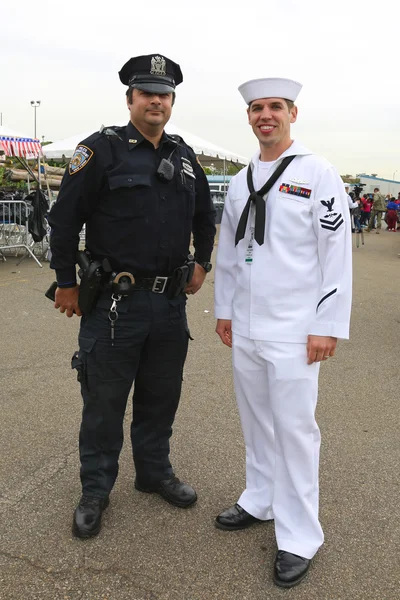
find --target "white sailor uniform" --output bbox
[214,140,352,559]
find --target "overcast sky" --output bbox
[2,0,399,178]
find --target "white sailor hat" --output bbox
[238,77,303,105]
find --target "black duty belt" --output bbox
[106,272,172,296]
[132,275,171,293]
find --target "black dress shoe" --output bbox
[135,476,197,508]
[215,503,263,531]
[72,495,109,539]
[273,550,311,588]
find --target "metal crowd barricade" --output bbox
[0,199,42,267]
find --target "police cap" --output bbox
[119,54,183,94]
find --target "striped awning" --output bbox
[0,136,43,158]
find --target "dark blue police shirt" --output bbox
[48,121,216,284]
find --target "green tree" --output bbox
[340,175,360,184]
[202,166,212,175]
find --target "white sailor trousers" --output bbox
[232,333,324,559]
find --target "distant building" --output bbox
[354,174,400,197]
[206,175,233,224]
[206,175,232,195]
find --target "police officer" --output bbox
[48,54,216,538]
[214,78,352,587]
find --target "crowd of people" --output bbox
[347,187,400,234]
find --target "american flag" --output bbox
[0,136,43,158]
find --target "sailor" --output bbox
[48,53,216,538]
[345,183,358,208]
[214,77,352,587]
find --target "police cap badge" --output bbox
[119,54,183,94]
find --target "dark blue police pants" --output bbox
[75,290,190,497]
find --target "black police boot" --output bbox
[135,476,197,508]
[72,495,110,538]
[273,550,311,588]
[215,503,264,531]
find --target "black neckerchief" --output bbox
[235,155,296,246]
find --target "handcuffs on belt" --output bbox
[111,271,136,296]
[107,255,195,346]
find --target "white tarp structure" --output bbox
[43,122,249,165]
[0,125,33,138]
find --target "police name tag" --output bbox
[181,157,196,179]
[245,227,254,264]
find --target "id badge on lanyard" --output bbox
[245,206,255,264]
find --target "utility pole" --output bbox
[30,100,41,138]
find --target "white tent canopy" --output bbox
[43,122,249,165]
[0,125,35,139]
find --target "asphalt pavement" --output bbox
[0,228,399,600]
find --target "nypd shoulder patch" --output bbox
[69,145,94,175]
[196,156,204,170]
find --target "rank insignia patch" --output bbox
[69,145,94,175]
[279,183,312,198]
[321,198,335,213]
[319,198,344,231]
[320,214,344,231]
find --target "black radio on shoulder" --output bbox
[156,158,175,182]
